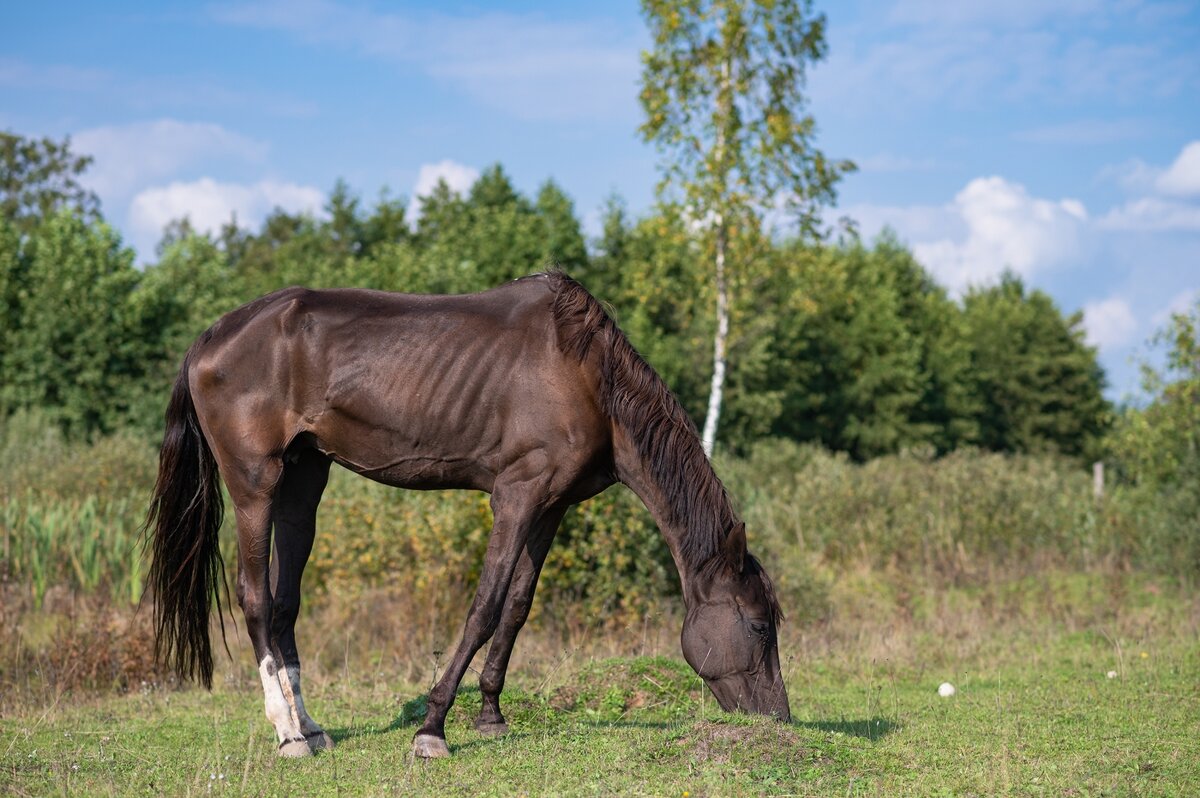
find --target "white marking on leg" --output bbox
[281,664,325,737]
[259,655,303,744]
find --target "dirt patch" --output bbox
[675,720,811,766]
[548,656,705,720]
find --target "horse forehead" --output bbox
[733,571,769,608]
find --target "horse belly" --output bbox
[288,301,608,495]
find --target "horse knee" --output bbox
[479,672,504,698]
[239,589,270,632]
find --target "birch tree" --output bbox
[639,0,852,455]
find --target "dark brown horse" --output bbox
[145,271,789,759]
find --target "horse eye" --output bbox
[749,620,770,637]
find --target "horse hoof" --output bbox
[278,738,312,758]
[412,733,451,759]
[474,719,509,736]
[305,731,335,752]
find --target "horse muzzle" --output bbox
[706,672,792,722]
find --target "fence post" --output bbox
[1093,461,1104,501]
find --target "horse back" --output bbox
[186,277,613,497]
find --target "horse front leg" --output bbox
[411,485,544,759]
[475,505,567,735]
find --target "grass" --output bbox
[3,427,1197,794]
[3,576,1198,797]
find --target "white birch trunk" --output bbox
[701,55,734,458]
[701,220,729,458]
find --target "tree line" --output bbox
[0,131,1110,461]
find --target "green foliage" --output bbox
[1106,302,1200,580]
[639,0,855,452]
[0,211,156,435]
[3,420,1186,629]
[543,487,677,628]
[0,121,1113,461]
[723,440,1126,595]
[0,411,154,606]
[960,273,1109,459]
[0,131,100,235]
[638,0,852,232]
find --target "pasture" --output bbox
[3,572,1196,796]
[2,430,1197,795]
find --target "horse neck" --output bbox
[611,425,732,601]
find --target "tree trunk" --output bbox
[701,219,729,458]
[701,52,735,458]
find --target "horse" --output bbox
[144,271,789,759]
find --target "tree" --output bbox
[1109,302,1200,489]
[764,241,925,459]
[1107,302,1200,579]
[535,180,587,273]
[0,132,100,235]
[961,274,1109,459]
[639,0,853,455]
[1,212,144,435]
[413,165,548,292]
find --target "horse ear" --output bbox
[724,521,746,573]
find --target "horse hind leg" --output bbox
[475,505,567,735]
[269,448,333,753]
[222,455,310,757]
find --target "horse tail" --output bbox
[143,350,227,689]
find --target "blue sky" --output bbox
[2,0,1198,399]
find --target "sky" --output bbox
[2,0,1198,399]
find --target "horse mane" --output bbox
[547,271,740,573]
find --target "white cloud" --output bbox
[129,177,323,252]
[74,119,268,201]
[1083,296,1138,349]
[849,177,1088,293]
[211,1,641,123]
[1152,288,1199,326]
[406,159,479,221]
[412,160,479,198]
[1098,197,1200,232]
[1155,141,1200,197]
[1095,141,1200,231]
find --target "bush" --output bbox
[0,416,1182,639]
[723,439,1125,596]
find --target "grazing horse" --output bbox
[145,272,789,759]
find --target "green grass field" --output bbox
[4,601,1197,797]
[3,439,1197,795]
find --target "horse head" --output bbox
[680,522,791,721]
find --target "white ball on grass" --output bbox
[938,682,956,697]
